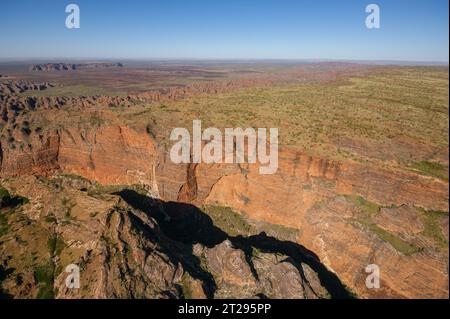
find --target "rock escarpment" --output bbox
[0,77,448,299]
[29,62,123,72]
[1,122,447,298]
[0,80,55,95]
[0,176,337,299]
[156,149,449,299]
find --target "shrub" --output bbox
[33,264,55,299]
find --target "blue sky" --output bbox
[0,0,448,61]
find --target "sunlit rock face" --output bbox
[1,69,448,299]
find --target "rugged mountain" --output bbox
[1,120,447,298]
[0,80,54,95]
[29,63,123,72]
[0,175,338,299]
[0,73,448,299]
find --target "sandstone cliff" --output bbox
[0,175,337,299]
[0,76,448,299]
[1,122,447,298]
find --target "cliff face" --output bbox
[157,149,449,299]
[0,74,448,299]
[1,123,448,298]
[58,125,157,186]
[0,131,60,176]
[0,175,337,299]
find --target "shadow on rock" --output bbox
[116,189,354,299]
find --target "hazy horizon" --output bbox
[1,0,448,62]
[0,58,448,66]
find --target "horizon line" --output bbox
[0,57,448,66]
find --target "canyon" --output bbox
[0,63,448,299]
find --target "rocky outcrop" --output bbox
[0,176,337,299]
[195,239,329,299]
[0,74,448,299]
[30,63,76,71]
[1,121,448,299]
[0,78,276,113]
[0,176,187,298]
[29,62,123,72]
[1,63,371,115]
[157,150,449,298]
[0,80,54,96]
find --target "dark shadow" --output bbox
[0,195,29,209]
[233,233,351,299]
[0,265,14,299]
[125,210,217,298]
[115,189,354,299]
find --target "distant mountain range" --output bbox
[29,62,123,71]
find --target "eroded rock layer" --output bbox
[1,75,448,299]
[1,122,447,298]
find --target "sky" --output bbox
[0,0,448,62]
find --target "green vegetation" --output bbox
[202,205,255,236]
[202,205,299,241]
[33,233,66,299]
[345,195,422,256]
[0,212,8,237]
[0,186,29,208]
[420,210,448,250]
[89,212,99,218]
[343,284,359,299]
[59,173,92,184]
[0,187,10,201]
[252,221,300,242]
[87,183,148,197]
[89,115,106,127]
[180,273,193,299]
[15,235,27,245]
[17,196,30,205]
[33,264,55,299]
[119,67,449,172]
[369,224,422,256]
[346,195,380,216]
[61,197,76,219]
[47,235,65,257]
[0,265,13,299]
[44,214,57,224]
[411,161,448,181]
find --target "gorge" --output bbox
[0,63,448,299]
